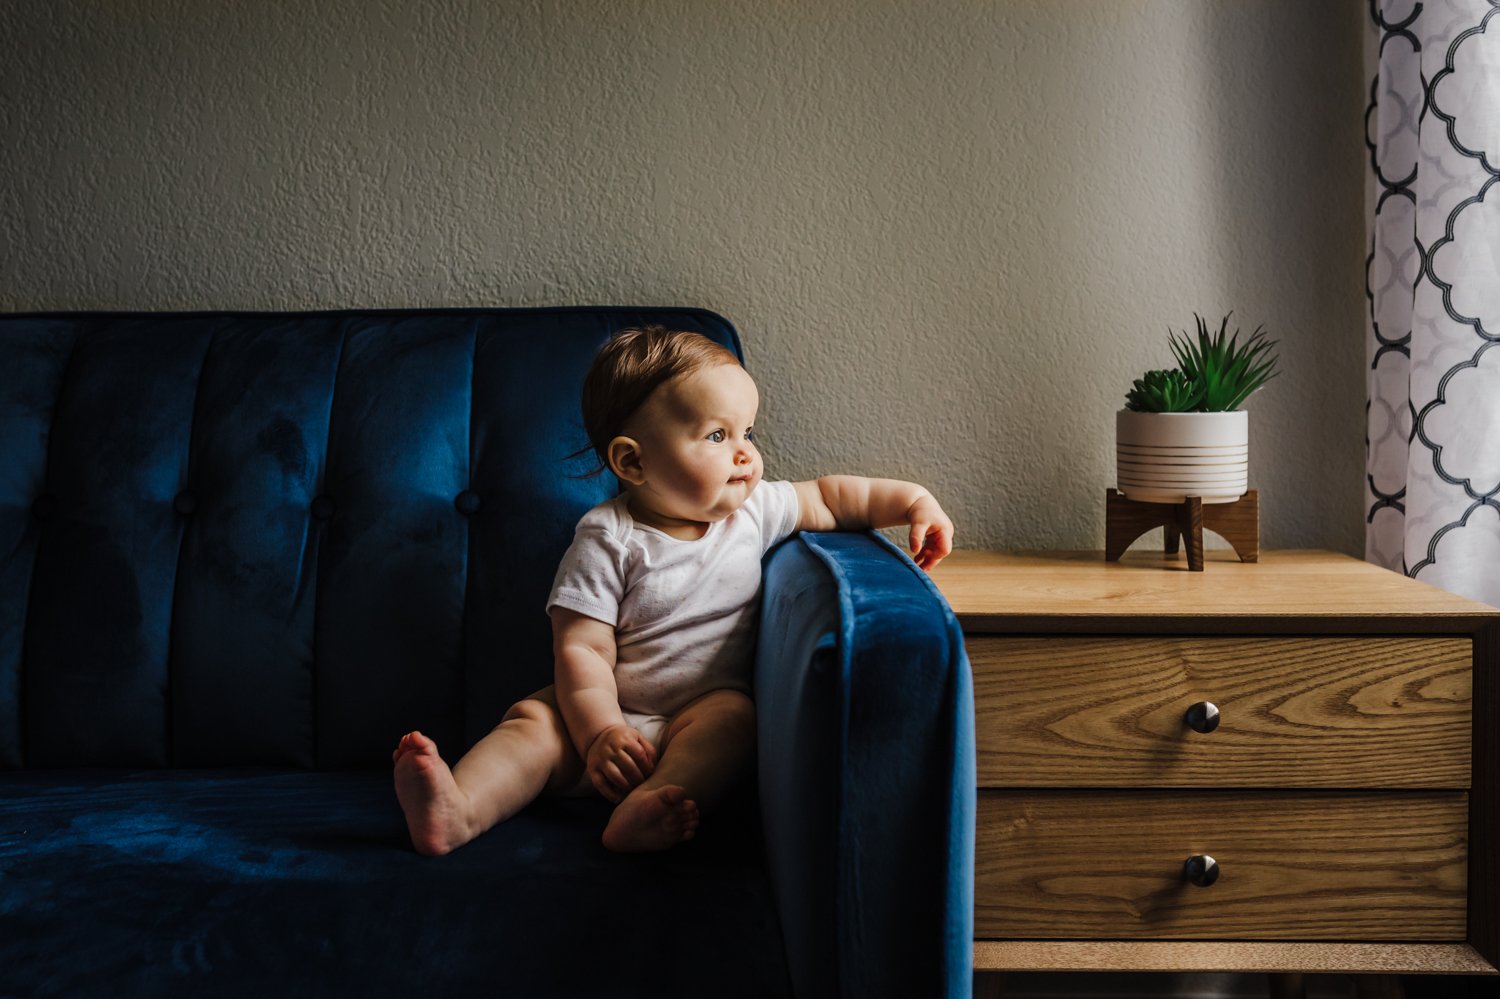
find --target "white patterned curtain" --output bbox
[1367,0,1500,608]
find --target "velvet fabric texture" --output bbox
[758,531,976,999]
[0,770,785,997]
[0,308,974,997]
[1,308,741,769]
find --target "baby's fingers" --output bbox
[909,520,931,558]
[591,763,627,803]
[591,775,622,804]
[914,523,954,570]
[612,751,646,789]
[623,736,656,778]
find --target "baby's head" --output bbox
[582,326,762,527]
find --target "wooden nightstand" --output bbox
[927,550,1499,994]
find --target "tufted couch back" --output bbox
[0,308,742,771]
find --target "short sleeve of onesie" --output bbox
[546,506,629,627]
[544,480,805,719]
[740,479,801,553]
[546,479,800,628]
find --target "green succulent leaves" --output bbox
[1124,312,1280,413]
[1125,369,1203,413]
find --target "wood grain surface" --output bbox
[1104,488,1260,568]
[945,550,1498,974]
[1473,621,1500,968]
[972,940,1498,974]
[976,790,1469,940]
[971,636,1472,788]
[929,550,1497,635]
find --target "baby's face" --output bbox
[625,362,762,527]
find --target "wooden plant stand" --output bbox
[1104,488,1259,571]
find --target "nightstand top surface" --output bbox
[928,549,1497,633]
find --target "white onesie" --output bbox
[546,479,801,740]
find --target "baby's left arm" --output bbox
[792,476,955,570]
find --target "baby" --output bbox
[393,326,954,855]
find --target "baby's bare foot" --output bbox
[602,784,700,853]
[392,731,474,857]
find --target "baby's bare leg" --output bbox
[394,687,582,856]
[602,689,754,852]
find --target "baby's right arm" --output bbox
[551,608,656,801]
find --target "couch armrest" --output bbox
[755,531,975,999]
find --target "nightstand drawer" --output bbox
[971,636,1472,788]
[975,790,1469,940]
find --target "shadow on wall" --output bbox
[1197,0,1365,553]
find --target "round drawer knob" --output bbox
[1185,701,1220,734]
[1184,854,1219,887]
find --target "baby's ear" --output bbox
[607,436,646,485]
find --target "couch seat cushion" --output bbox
[0,770,788,997]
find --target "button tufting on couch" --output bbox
[0,307,974,998]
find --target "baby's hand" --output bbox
[907,493,955,571]
[586,724,657,803]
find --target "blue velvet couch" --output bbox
[0,307,975,998]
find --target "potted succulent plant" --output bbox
[1116,313,1280,505]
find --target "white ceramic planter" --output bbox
[1115,410,1248,504]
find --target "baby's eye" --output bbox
[745,429,755,442]
[706,430,727,443]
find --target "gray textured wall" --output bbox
[0,0,1366,554]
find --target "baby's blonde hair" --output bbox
[579,326,740,473]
